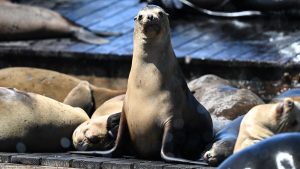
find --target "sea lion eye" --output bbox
[287,100,294,109]
[134,15,143,21]
[158,11,163,17]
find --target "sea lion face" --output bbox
[204,139,235,166]
[134,5,169,39]
[275,98,300,132]
[72,114,119,151]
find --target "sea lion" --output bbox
[63,81,94,115]
[272,88,300,103]
[203,115,243,166]
[72,94,124,151]
[74,5,213,164]
[0,1,113,44]
[0,87,89,152]
[218,133,300,169]
[0,67,126,116]
[234,98,300,153]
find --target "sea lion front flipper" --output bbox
[73,28,110,45]
[160,120,209,166]
[63,81,94,117]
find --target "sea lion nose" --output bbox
[147,14,154,21]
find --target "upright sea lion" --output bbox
[219,133,300,169]
[0,1,113,44]
[203,115,243,166]
[0,67,126,116]
[72,95,124,151]
[234,98,300,153]
[0,87,89,152]
[74,5,213,165]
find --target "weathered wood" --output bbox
[0,163,77,169]
[40,154,89,168]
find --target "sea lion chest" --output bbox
[125,63,179,156]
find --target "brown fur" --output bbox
[72,95,124,151]
[0,87,89,152]
[0,67,125,109]
[234,98,300,153]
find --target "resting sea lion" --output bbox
[219,133,300,169]
[234,98,300,153]
[0,67,126,116]
[203,115,243,166]
[0,87,89,152]
[272,88,300,103]
[74,5,213,165]
[0,1,113,44]
[72,95,124,151]
[63,81,94,114]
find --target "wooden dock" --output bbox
[0,153,215,169]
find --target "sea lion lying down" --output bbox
[146,0,300,17]
[0,0,116,44]
[234,98,300,153]
[0,67,126,116]
[72,95,124,151]
[0,87,89,152]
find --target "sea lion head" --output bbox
[274,98,300,132]
[72,113,120,151]
[203,138,235,166]
[134,5,169,40]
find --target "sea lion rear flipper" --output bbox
[160,121,209,166]
[70,111,127,157]
[73,28,110,45]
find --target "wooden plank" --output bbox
[40,154,89,168]
[134,161,170,169]
[164,164,214,169]
[76,0,139,26]
[71,157,113,169]
[0,163,76,169]
[64,0,119,20]
[89,3,146,32]
[10,154,53,166]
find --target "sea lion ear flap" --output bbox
[275,102,284,120]
[284,98,294,112]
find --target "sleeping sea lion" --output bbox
[0,67,126,116]
[219,133,300,169]
[234,98,300,153]
[203,115,243,166]
[72,95,124,151]
[0,1,114,44]
[0,87,89,152]
[74,5,213,165]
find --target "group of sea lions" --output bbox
[0,3,300,169]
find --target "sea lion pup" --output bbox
[0,67,126,116]
[0,87,89,152]
[219,133,300,169]
[234,98,300,153]
[72,95,124,151]
[75,5,213,164]
[203,115,243,166]
[0,1,114,44]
